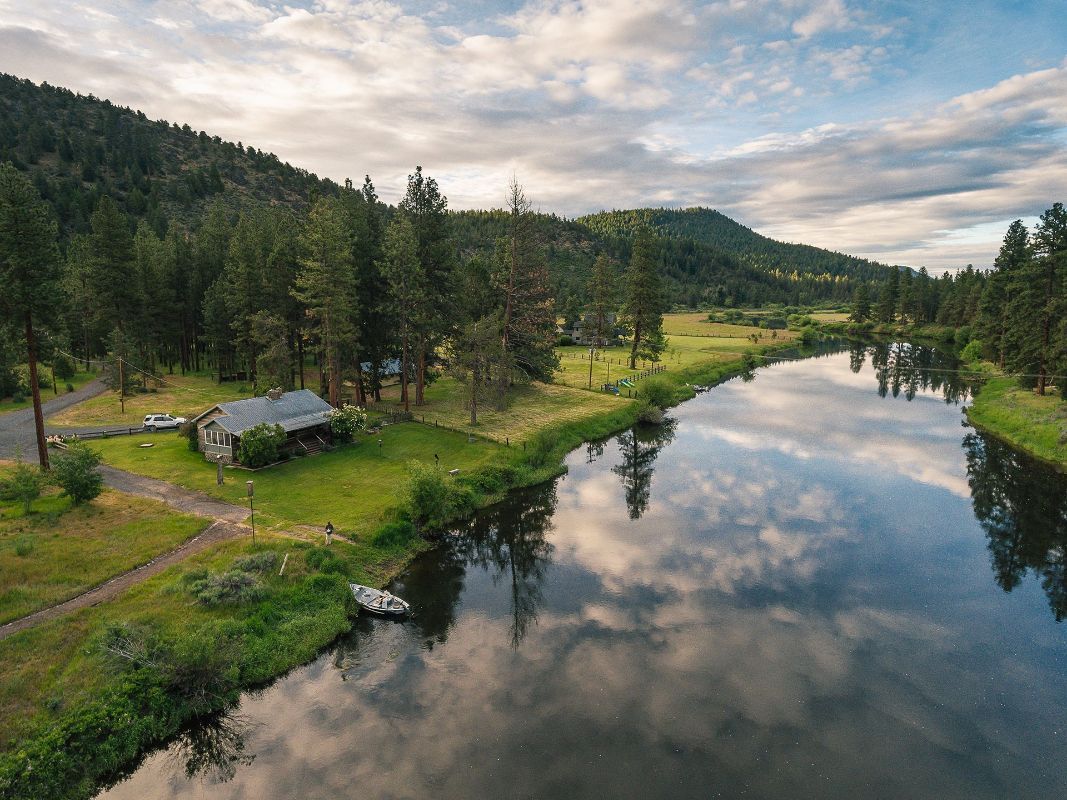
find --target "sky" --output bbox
[1,1,1065,270]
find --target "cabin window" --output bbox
[205,429,232,448]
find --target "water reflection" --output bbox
[965,431,1067,621]
[165,713,257,784]
[850,341,975,403]
[611,420,677,519]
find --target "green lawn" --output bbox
[379,376,634,440]
[89,423,506,535]
[48,371,253,429]
[0,481,207,624]
[967,375,1067,467]
[0,368,98,417]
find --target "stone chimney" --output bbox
[266,387,283,402]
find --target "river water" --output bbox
[99,343,1067,800]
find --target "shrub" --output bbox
[65,382,74,393]
[461,463,519,495]
[329,403,368,443]
[14,536,34,557]
[231,552,278,573]
[557,335,574,346]
[960,339,984,363]
[372,520,418,548]
[178,421,199,452]
[8,457,45,513]
[637,400,665,424]
[237,422,285,467]
[955,325,973,345]
[188,571,264,606]
[52,441,103,504]
[638,375,673,409]
[525,428,561,469]
[400,460,475,530]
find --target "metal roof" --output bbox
[196,389,333,436]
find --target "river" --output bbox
[98,342,1067,800]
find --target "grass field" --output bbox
[379,376,634,439]
[0,480,207,625]
[0,369,98,417]
[808,310,852,323]
[967,375,1067,467]
[89,423,506,535]
[48,371,253,429]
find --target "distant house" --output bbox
[560,313,623,346]
[191,388,333,464]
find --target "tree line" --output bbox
[849,203,1067,396]
[0,162,670,464]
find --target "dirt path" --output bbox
[98,465,249,523]
[0,520,246,641]
[0,379,107,461]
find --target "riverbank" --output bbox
[807,318,1067,471]
[965,375,1067,469]
[0,326,795,800]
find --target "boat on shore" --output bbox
[349,583,410,617]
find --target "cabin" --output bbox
[558,313,624,346]
[191,388,333,464]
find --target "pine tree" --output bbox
[293,197,357,407]
[621,227,665,369]
[87,196,136,332]
[848,283,871,323]
[876,267,899,323]
[378,215,427,413]
[581,253,617,386]
[0,163,62,468]
[978,220,1029,366]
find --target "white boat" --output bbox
[349,583,410,617]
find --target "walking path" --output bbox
[98,465,249,523]
[0,520,246,641]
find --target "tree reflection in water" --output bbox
[856,341,976,404]
[458,483,558,647]
[965,431,1067,621]
[612,420,677,520]
[164,712,256,784]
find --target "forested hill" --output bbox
[579,207,896,283]
[449,209,825,311]
[0,73,338,238]
[1,73,870,307]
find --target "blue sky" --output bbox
[1,1,1065,269]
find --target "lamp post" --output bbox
[246,480,255,545]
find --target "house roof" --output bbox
[193,389,333,436]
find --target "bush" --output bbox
[638,375,673,409]
[14,536,34,557]
[178,421,199,452]
[461,463,519,495]
[372,520,418,548]
[237,423,285,467]
[525,428,561,469]
[188,571,264,606]
[637,400,665,424]
[955,325,973,345]
[400,460,475,530]
[65,382,74,393]
[557,335,574,346]
[8,458,45,513]
[231,552,278,573]
[960,339,984,363]
[52,441,103,504]
[328,404,368,443]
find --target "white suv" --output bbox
[143,413,187,431]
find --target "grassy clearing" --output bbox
[378,376,633,441]
[659,312,787,338]
[48,372,253,429]
[967,375,1067,468]
[808,310,851,323]
[0,369,98,417]
[89,423,506,535]
[0,481,207,624]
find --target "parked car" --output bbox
[143,413,187,431]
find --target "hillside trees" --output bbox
[0,162,62,467]
[379,214,426,413]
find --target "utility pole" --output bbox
[587,345,595,389]
[118,355,125,414]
